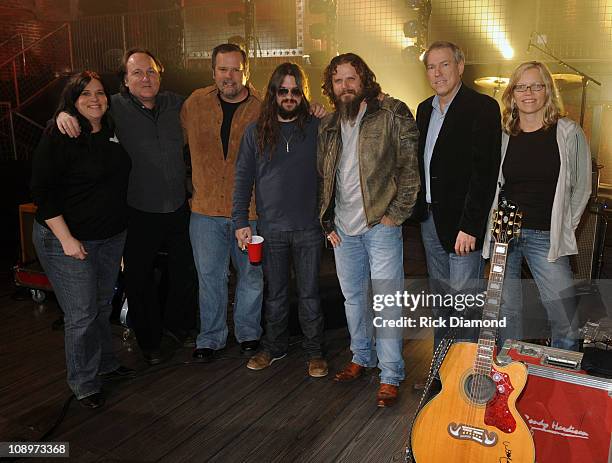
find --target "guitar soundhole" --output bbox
[464,374,496,405]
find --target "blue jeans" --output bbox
[499,228,579,351]
[421,213,484,349]
[260,227,324,358]
[32,222,124,399]
[189,213,263,349]
[333,224,405,387]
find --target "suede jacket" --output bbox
[181,83,260,218]
[317,96,420,234]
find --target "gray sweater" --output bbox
[483,117,592,262]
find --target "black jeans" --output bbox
[124,202,198,351]
[260,227,325,359]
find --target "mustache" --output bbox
[282,99,298,104]
[222,80,236,86]
[341,90,356,95]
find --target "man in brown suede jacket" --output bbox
[181,43,263,362]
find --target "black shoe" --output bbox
[99,366,136,380]
[240,340,260,353]
[192,348,219,362]
[78,392,105,409]
[143,349,173,366]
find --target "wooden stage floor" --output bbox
[0,288,433,463]
[2,222,609,462]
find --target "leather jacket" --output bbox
[317,96,420,234]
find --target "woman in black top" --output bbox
[31,71,132,408]
[483,61,591,350]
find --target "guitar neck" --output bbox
[474,242,509,375]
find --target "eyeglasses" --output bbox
[277,87,302,97]
[513,83,545,93]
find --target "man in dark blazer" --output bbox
[415,41,501,352]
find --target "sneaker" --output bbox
[307,358,328,378]
[246,351,287,371]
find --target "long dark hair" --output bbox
[321,53,381,108]
[256,62,311,157]
[51,70,112,135]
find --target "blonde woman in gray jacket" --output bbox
[483,61,591,351]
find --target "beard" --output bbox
[335,90,365,122]
[277,99,305,120]
[220,80,241,99]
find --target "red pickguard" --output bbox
[484,366,517,433]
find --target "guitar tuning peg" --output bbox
[508,221,514,225]
[509,212,515,217]
[507,230,512,235]
[516,212,523,219]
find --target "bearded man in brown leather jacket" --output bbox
[317,53,419,407]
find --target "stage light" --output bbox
[403,20,419,38]
[501,44,514,59]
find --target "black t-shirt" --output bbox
[502,124,560,230]
[31,126,132,240]
[218,92,246,159]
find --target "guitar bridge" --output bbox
[447,422,498,447]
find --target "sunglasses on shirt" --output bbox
[276,87,302,97]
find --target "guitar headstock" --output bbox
[491,198,522,244]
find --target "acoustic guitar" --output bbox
[411,199,535,462]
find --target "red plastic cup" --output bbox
[247,235,264,265]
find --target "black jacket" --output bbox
[414,84,501,253]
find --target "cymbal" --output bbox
[553,73,583,88]
[474,77,509,89]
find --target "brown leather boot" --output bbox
[334,362,365,382]
[376,384,399,407]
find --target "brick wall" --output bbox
[0,0,71,62]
